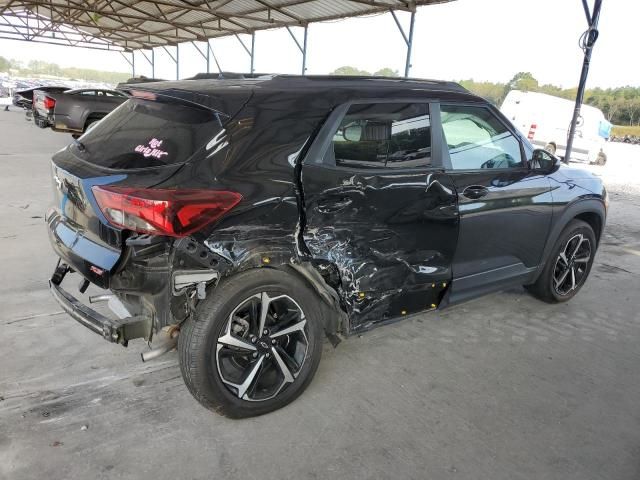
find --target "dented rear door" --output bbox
[301,101,458,331]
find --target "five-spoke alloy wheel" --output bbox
[179,268,324,418]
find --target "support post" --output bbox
[235,33,255,74]
[140,49,155,78]
[151,48,155,78]
[250,32,255,74]
[132,51,135,78]
[565,0,602,164]
[208,40,222,74]
[286,25,308,75]
[391,10,416,78]
[120,51,134,78]
[302,26,308,75]
[191,41,210,73]
[161,45,179,80]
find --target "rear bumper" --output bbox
[46,208,121,289]
[49,263,150,345]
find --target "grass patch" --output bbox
[612,125,640,137]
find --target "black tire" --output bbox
[178,268,324,418]
[526,219,596,303]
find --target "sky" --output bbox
[0,0,636,88]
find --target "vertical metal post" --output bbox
[132,51,135,78]
[250,32,255,74]
[301,26,308,75]
[565,0,602,164]
[176,44,179,79]
[151,48,155,78]
[404,12,415,78]
[391,10,417,78]
[209,41,222,73]
[206,40,210,73]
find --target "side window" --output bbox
[327,103,431,169]
[79,90,96,96]
[441,105,523,170]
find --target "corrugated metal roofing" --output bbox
[0,0,455,51]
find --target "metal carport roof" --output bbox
[0,0,453,51]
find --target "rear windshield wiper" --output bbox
[72,138,86,152]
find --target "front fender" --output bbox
[530,198,606,283]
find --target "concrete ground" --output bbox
[1,108,639,480]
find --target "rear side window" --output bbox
[76,99,222,169]
[441,105,523,170]
[326,103,431,169]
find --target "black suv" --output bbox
[46,75,607,417]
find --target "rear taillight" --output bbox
[527,123,537,140]
[91,186,242,237]
[43,96,56,110]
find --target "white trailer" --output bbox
[500,90,611,165]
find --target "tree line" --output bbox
[0,56,130,84]
[330,68,639,127]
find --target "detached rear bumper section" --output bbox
[49,262,151,345]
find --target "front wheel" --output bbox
[178,268,324,418]
[526,219,596,303]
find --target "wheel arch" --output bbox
[210,259,347,341]
[531,198,606,284]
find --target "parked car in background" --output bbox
[33,88,128,136]
[47,75,607,418]
[500,90,611,165]
[13,86,70,120]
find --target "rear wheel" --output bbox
[527,220,596,303]
[178,268,324,418]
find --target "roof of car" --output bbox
[122,73,471,97]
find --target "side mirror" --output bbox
[530,148,559,171]
[342,125,363,142]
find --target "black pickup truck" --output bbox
[33,88,128,136]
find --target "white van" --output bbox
[500,90,611,165]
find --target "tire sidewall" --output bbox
[546,221,596,302]
[180,268,324,418]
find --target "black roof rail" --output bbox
[187,72,273,80]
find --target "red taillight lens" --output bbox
[91,186,242,237]
[43,96,56,110]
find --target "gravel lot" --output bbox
[1,108,639,480]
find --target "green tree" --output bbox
[460,79,505,105]
[330,66,371,76]
[505,71,539,93]
[373,67,400,77]
[0,56,10,72]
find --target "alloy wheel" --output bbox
[552,233,592,296]
[215,292,309,402]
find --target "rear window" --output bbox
[75,98,223,169]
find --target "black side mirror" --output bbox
[530,148,559,171]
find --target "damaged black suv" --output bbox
[47,75,607,417]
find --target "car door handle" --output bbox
[461,185,489,199]
[317,197,353,213]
